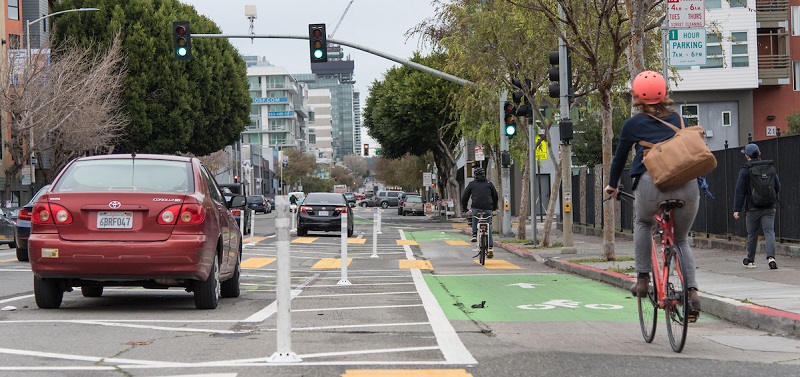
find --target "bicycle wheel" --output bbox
[479,233,488,265]
[637,272,658,343]
[665,245,689,353]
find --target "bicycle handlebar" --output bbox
[605,189,635,201]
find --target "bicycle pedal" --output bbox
[687,311,700,323]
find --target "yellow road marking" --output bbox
[474,259,521,269]
[0,259,16,263]
[292,237,318,244]
[241,258,276,268]
[242,236,268,244]
[342,369,473,377]
[312,258,353,269]
[347,238,367,244]
[396,239,418,246]
[399,260,433,270]
[445,240,470,246]
[451,223,470,229]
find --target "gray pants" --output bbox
[633,172,700,289]
[745,207,776,261]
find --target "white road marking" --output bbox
[304,282,415,288]
[295,291,419,298]
[0,347,190,366]
[291,322,430,331]
[69,320,247,334]
[0,294,33,304]
[292,304,423,312]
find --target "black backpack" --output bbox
[746,160,777,207]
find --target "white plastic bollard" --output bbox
[370,211,379,258]
[377,208,383,235]
[246,209,256,246]
[267,196,301,362]
[239,208,246,249]
[337,210,351,285]
[289,204,297,233]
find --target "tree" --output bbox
[363,52,462,209]
[0,35,127,202]
[52,0,250,156]
[373,154,431,192]
[280,148,317,191]
[342,154,368,178]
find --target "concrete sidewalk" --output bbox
[451,217,800,338]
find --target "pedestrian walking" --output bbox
[733,143,781,269]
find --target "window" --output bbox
[270,134,286,145]
[730,32,749,68]
[729,0,746,8]
[8,34,21,49]
[701,34,723,69]
[8,0,20,20]
[269,119,286,131]
[722,111,731,127]
[794,61,800,90]
[706,0,722,8]
[794,6,800,36]
[681,105,699,127]
[309,133,316,144]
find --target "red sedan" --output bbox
[28,154,247,309]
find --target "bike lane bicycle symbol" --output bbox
[517,299,623,310]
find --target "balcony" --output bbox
[758,54,790,85]
[756,0,789,28]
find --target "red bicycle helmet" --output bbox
[632,71,666,105]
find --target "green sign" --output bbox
[668,28,706,66]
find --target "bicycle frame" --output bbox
[651,207,683,309]
[474,212,491,265]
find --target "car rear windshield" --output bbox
[247,196,263,203]
[406,196,422,203]
[305,193,345,205]
[53,159,193,193]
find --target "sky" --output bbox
[179,0,438,146]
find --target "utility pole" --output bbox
[500,90,512,236]
[557,4,576,254]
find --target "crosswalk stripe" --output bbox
[241,257,276,268]
[292,237,318,244]
[396,239,418,246]
[399,260,433,270]
[347,238,367,244]
[312,258,353,269]
[475,259,521,269]
[242,236,268,244]
[451,223,470,230]
[0,259,16,263]
[445,240,470,246]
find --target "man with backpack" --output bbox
[733,143,781,269]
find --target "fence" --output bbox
[572,134,800,242]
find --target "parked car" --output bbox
[402,194,425,216]
[374,190,403,209]
[359,195,378,207]
[0,207,17,249]
[247,195,270,214]
[397,192,409,215]
[296,192,353,237]
[343,192,357,207]
[220,183,250,234]
[15,185,52,262]
[27,154,247,310]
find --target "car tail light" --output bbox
[158,204,205,225]
[299,206,312,213]
[335,206,348,214]
[18,207,31,221]
[231,209,242,216]
[32,203,73,225]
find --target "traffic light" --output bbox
[511,78,532,117]
[308,24,328,63]
[233,175,238,183]
[363,144,369,156]
[172,21,192,61]
[548,50,573,101]
[503,101,517,139]
[501,151,511,168]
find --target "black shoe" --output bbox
[471,235,477,243]
[688,289,701,323]
[768,257,777,270]
[630,277,649,297]
[487,248,494,258]
[742,258,755,268]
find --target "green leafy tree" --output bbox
[373,154,431,192]
[572,98,629,167]
[280,148,317,192]
[52,0,250,155]
[784,111,800,136]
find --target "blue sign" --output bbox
[252,97,288,104]
[268,111,295,117]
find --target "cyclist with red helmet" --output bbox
[604,70,701,318]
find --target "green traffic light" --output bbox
[505,124,516,137]
[314,49,323,59]
[177,47,187,57]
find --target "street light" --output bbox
[26,8,100,63]
[25,7,99,185]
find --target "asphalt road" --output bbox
[0,207,798,376]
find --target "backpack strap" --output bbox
[637,114,684,149]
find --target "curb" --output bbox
[494,239,800,339]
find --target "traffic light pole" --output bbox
[500,90,512,236]
[557,5,576,254]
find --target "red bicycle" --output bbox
[613,190,693,353]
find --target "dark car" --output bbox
[221,183,250,234]
[247,195,270,214]
[0,207,17,249]
[343,192,357,207]
[14,185,52,261]
[296,192,353,237]
[27,154,247,310]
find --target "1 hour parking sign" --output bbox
[669,28,707,66]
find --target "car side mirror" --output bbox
[229,195,247,208]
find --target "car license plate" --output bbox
[318,210,329,216]
[97,211,133,229]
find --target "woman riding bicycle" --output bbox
[604,71,701,318]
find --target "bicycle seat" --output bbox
[657,199,684,210]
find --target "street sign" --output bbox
[668,28,707,66]
[422,172,432,186]
[667,0,705,29]
[21,166,31,186]
[475,145,485,161]
[535,136,548,161]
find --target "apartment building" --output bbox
[307,88,334,165]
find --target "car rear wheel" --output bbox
[34,276,63,309]
[81,286,104,297]
[16,246,28,262]
[361,202,368,208]
[220,250,241,298]
[347,227,354,237]
[297,227,308,236]
[193,257,220,309]
[381,202,389,209]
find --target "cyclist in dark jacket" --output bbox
[461,167,499,257]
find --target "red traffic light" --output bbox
[312,28,323,38]
[175,26,187,36]
[233,175,239,183]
